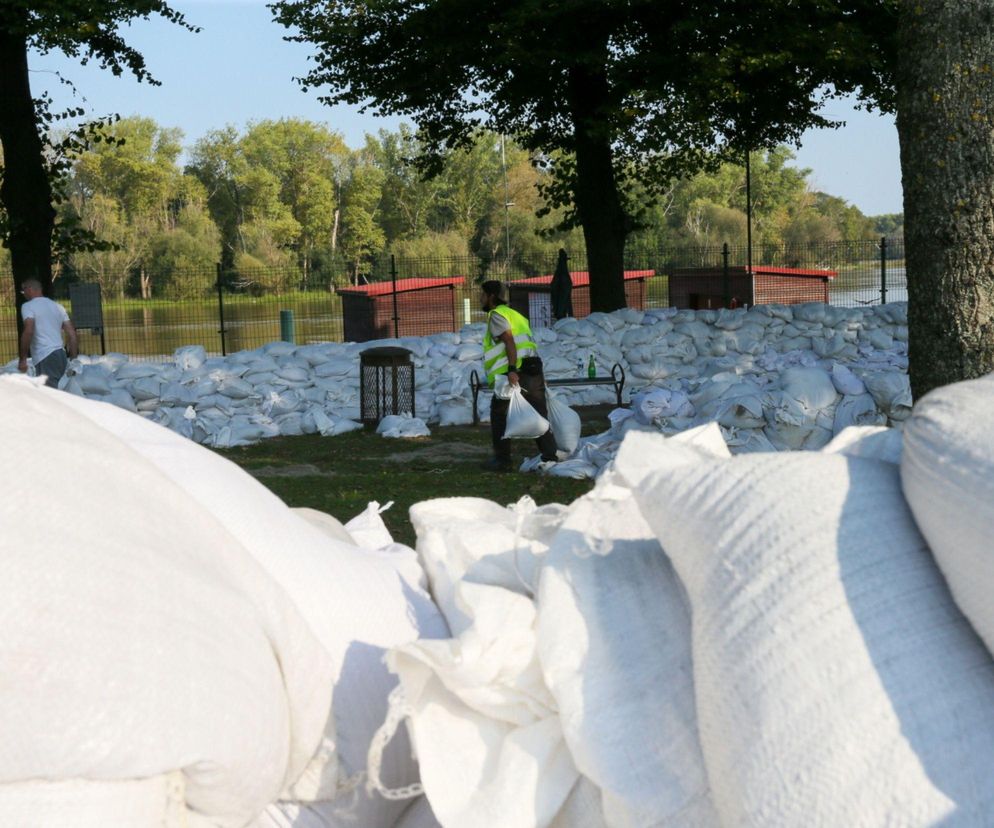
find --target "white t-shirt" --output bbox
[21,297,69,363]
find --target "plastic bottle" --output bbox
[587,354,596,378]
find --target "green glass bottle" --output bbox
[587,354,596,378]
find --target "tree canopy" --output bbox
[271,0,897,310]
[0,0,195,300]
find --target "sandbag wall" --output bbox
[2,302,910,450]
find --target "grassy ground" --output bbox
[215,409,612,547]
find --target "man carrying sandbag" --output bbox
[17,279,78,388]
[480,280,558,471]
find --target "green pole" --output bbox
[280,309,295,343]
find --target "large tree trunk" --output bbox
[0,19,56,326]
[566,38,627,313]
[896,0,994,399]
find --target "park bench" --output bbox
[469,363,627,426]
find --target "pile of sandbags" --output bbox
[2,302,910,449]
[0,375,448,828]
[370,372,994,827]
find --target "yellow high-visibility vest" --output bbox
[482,304,538,385]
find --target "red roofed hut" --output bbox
[507,270,653,327]
[336,277,465,342]
[667,266,836,310]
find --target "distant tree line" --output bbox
[0,115,901,301]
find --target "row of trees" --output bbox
[0,116,896,300]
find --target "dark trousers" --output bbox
[35,348,68,388]
[490,356,559,464]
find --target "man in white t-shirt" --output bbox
[18,279,79,388]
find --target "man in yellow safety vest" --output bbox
[480,280,558,471]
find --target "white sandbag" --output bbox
[218,376,258,400]
[779,366,838,412]
[115,362,164,380]
[263,389,303,417]
[377,414,432,439]
[722,426,778,454]
[257,795,442,828]
[833,391,887,434]
[104,387,138,413]
[371,581,578,828]
[612,424,730,491]
[453,343,483,362]
[537,486,719,827]
[0,377,334,826]
[698,380,767,429]
[831,362,866,396]
[159,381,198,407]
[542,459,597,479]
[315,359,353,379]
[33,383,450,827]
[631,388,694,424]
[863,370,913,421]
[174,345,207,371]
[128,376,163,401]
[245,370,278,387]
[632,445,994,827]
[274,412,305,436]
[546,391,581,455]
[77,365,113,395]
[344,501,395,550]
[901,373,994,657]
[264,341,298,358]
[503,386,550,440]
[823,425,902,464]
[436,395,474,427]
[277,365,311,383]
[291,507,356,546]
[0,775,186,828]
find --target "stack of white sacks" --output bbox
[2,302,910,453]
[370,371,994,827]
[0,375,446,828]
[5,364,994,826]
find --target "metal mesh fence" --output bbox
[0,237,905,363]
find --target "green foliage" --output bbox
[271,0,897,243]
[148,203,221,299]
[338,161,386,280]
[873,212,904,237]
[38,115,884,296]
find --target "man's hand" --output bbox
[17,358,28,374]
[508,370,520,387]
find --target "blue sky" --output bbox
[28,0,903,216]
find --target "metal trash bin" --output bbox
[359,346,415,426]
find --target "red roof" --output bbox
[510,269,654,287]
[336,276,465,297]
[751,266,837,280]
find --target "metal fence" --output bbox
[0,237,905,363]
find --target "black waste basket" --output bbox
[359,346,415,426]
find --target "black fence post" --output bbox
[391,254,399,339]
[216,262,228,356]
[722,242,731,308]
[879,236,888,306]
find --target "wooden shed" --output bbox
[667,266,836,310]
[336,277,465,342]
[507,270,652,327]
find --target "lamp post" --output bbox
[745,148,753,276]
[500,134,513,271]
